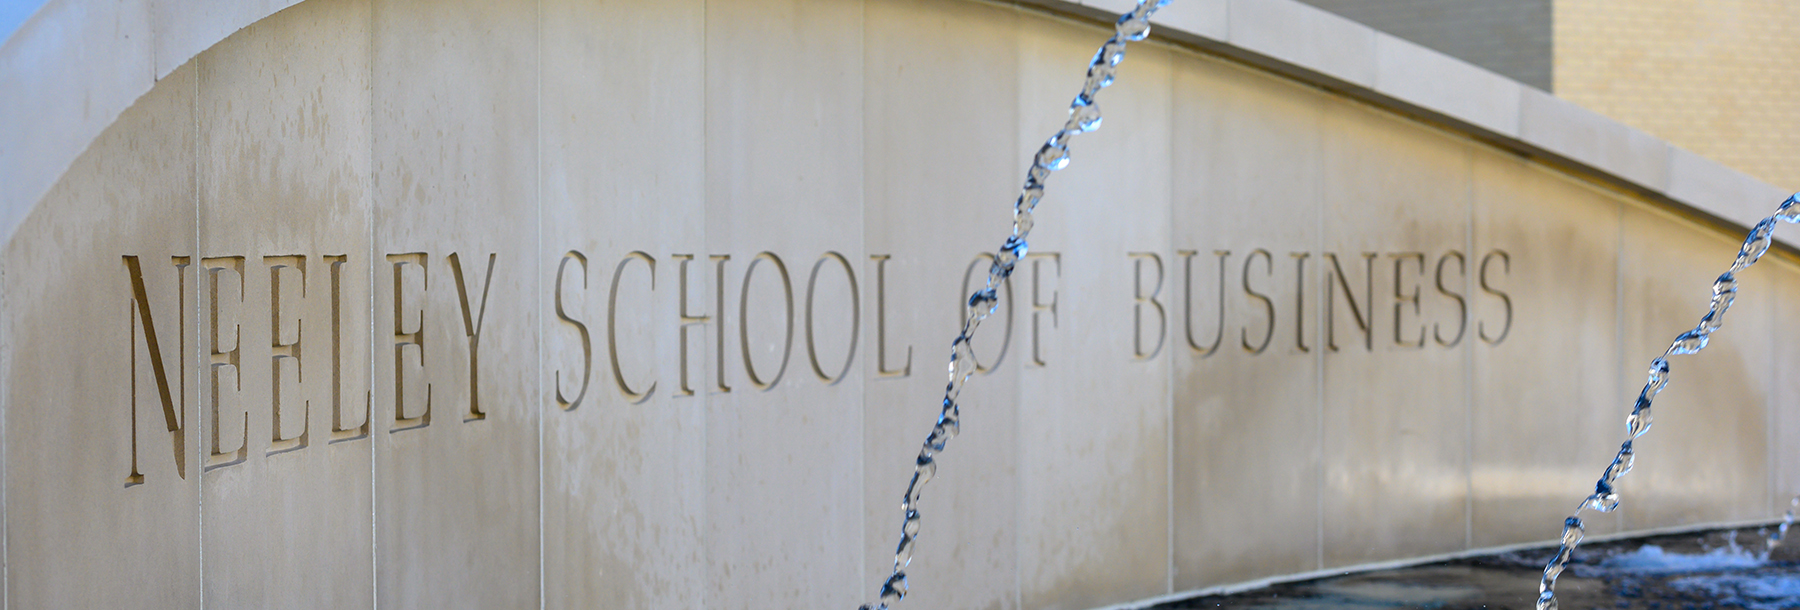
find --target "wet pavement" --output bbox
[1154,527,1800,610]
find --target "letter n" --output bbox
[124,256,190,485]
[1324,252,1376,352]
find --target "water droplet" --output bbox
[1034,142,1070,172]
[985,263,1010,289]
[880,572,907,605]
[1082,62,1116,98]
[913,457,936,487]
[1699,310,1724,334]
[1018,183,1045,211]
[1776,193,1800,223]
[1627,407,1654,438]
[1099,38,1128,65]
[1714,272,1739,295]
[999,236,1029,267]
[1589,493,1620,512]
[1669,329,1708,355]
[1013,209,1035,235]
[903,510,921,537]
[1116,16,1151,41]
[894,533,916,567]
[933,417,959,445]
[968,287,998,309]
[1562,517,1585,546]
[1536,591,1558,610]
[1618,443,1635,475]
[1068,103,1103,133]
[1645,357,1670,396]
[1734,218,1776,271]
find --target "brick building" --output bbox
[1300,0,1799,191]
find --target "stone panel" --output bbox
[1468,151,1624,546]
[702,0,866,607]
[1169,51,1326,588]
[1771,262,1800,518]
[1615,204,1773,529]
[1016,18,1173,610]
[3,65,201,608]
[370,0,540,605]
[194,0,375,606]
[860,1,1021,609]
[1318,102,1471,567]
[537,0,707,605]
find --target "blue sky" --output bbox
[0,0,44,48]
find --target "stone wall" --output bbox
[3,0,1798,608]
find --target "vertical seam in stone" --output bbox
[1611,196,1626,533]
[856,0,869,605]
[1313,99,1326,573]
[1768,252,1779,518]
[1163,44,1176,596]
[533,0,546,605]
[698,0,711,607]
[367,0,380,603]
[192,62,205,610]
[1462,148,1474,551]
[1011,6,1025,607]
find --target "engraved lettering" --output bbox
[1291,252,1311,353]
[448,252,497,421]
[326,255,369,442]
[1479,249,1513,345]
[123,255,191,485]
[674,254,709,397]
[1242,249,1275,354]
[1130,252,1166,360]
[608,252,657,403]
[204,256,248,470]
[555,251,593,409]
[1390,252,1426,349]
[806,252,860,385]
[959,253,1012,374]
[740,252,794,390]
[1325,252,1376,352]
[1180,250,1226,356]
[1027,252,1061,367]
[871,254,911,378]
[712,254,734,392]
[387,253,431,432]
[265,255,309,456]
[1434,250,1468,347]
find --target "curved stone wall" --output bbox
[3,0,1799,608]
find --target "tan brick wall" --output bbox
[1555,0,1800,191]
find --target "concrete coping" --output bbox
[2,0,1795,247]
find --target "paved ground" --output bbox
[1153,527,1800,609]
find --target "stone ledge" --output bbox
[1033,0,1795,245]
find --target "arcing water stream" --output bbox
[1537,191,1800,610]
[855,1,1171,608]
